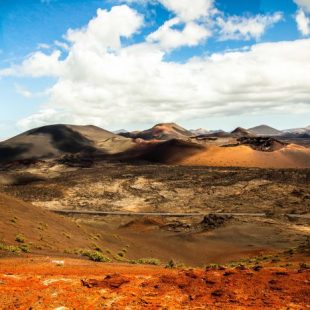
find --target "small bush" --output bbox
[166,259,176,269]
[15,234,26,243]
[80,250,110,262]
[130,258,161,265]
[112,253,128,262]
[19,244,30,253]
[300,262,310,270]
[91,244,103,252]
[205,264,219,270]
[0,242,30,253]
[3,245,21,253]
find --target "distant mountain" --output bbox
[121,123,193,141]
[200,130,231,138]
[248,125,282,136]
[190,128,209,136]
[113,129,128,134]
[231,127,255,137]
[283,125,310,135]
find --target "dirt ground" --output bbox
[1,163,310,215]
[0,162,309,308]
[0,256,309,309]
[0,163,309,266]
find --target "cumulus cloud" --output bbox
[0,50,62,77]
[158,0,213,21]
[216,13,283,41]
[295,9,310,35]
[294,0,310,12]
[2,4,310,130]
[147,17,211,49]
[65,6,143,51]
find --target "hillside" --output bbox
[137,139,205,163]
[0,124,133,164]
[231,127,255,137]
[0,192,108,255]
[248,125,282,136]
[121,123,193,141]
[177,144,310,168]
[284,125,310,134]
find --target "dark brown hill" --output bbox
[0,124,133,164]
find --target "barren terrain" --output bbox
[0,123,309,308]
[0,255,309,309]
[1,163,309,267]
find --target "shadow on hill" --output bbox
[134,139,205,163]
[27,125,97,153]
[0,144,32,163]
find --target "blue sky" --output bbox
[0,0,310,139]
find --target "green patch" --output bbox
[80,250,111,262]
[130,258,161,265]
[15,234,26,243]
[0,242,31,253]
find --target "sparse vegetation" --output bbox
[80,249,110,262]
[0,242,30,253]
[0,243,21,253]
[91,243,103,252]
[130,258,161,265]
[166,259,176,269]
[19,244,30,253]
[15,234,26,243]
[299,262,310,270]
[10,216,18,223]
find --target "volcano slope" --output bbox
[121,122,193,141]
[0,192,116,257]
[177,143,310,168]
[0,124,134,165]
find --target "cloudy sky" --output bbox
[0,0,310,139]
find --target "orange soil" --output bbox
[0,257,309,309]
[178,144,310,168]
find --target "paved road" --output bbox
[50,209,310,219]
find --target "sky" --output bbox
[0,0,310,139]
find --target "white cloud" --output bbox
[0,50,62,77]
[295,9,310,35]
[54,40,70,51]
[216,13,283,41]
[15,84,33,98]
[2,5,310,131]
[158,0,213,22]
[37,43,51,49]
[65,5,143,51]
[17,109,67,129]
[147,17,210,49]
[294,0,310,12]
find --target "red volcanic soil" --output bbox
[0,257,309,309]
[178,144,310,168]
